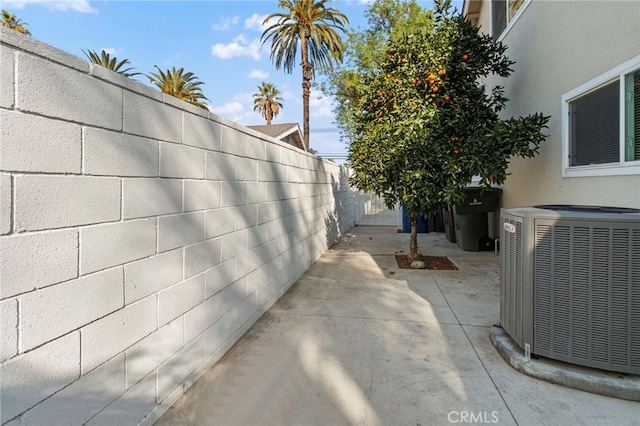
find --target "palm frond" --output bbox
[82,49,140,77]
[253,82,285,124]
[1,9,31,35]
[146,65,209,110]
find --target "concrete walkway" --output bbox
[156,226,639,426]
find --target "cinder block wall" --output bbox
[0,27,354,425]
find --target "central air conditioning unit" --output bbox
[500,205,640,375]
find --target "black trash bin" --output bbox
[452,187,502,251]
[442,205,456,243]
[427,208,445,233]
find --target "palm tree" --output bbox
[253,82,284,125]
[82,49,140,77]
[261,0,348,149]
[1,9,31,35]
[146,65,209,110]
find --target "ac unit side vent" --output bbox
[500,216,524,346]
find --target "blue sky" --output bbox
[3,0,463,161]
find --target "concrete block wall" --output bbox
[0,27,354,425]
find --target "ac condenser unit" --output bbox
[500,205,640,374]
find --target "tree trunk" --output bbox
[266,104,273,125]
[408,222,420,262]
[301,27,311,150]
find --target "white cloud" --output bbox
[245,13,270,32]
[212,16,239,31]
[310,89,333,118]
[248,69,268,79]
[211,92,277,125]
[282,88,296,101]
[211,34,261,60]
[3,0,97,13]
[101,47,119,56]
[235,92,254,104]
[210,101,244,119]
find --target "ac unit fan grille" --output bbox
[500,216,524,346]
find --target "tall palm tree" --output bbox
[253,82,284,125]
[146,65,209,110]
[82,49,140,78]
[1,9,31,35]
[261,0,348,149]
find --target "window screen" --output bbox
[492,0,525,40]
[569,80,620,166]
[631,71,640,160]
[492,0,507,40]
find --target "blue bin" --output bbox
[401,205,428,233]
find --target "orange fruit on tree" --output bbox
[438,69,446,76]
[444,95,450,101]
[462,54,469,60]
[376,90,382,96]
[432,86,439,93]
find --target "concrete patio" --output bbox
[156,226,639,425]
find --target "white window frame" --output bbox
[561,54,640,178]
[492,0,532,42]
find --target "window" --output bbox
[562,55,640,177]
[569,80,620,166]
[627,70,640,161]
[491,0,527,40]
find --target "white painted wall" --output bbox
[0,27,354,425]
[477,0,640,209]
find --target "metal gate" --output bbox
[353,191,399,227]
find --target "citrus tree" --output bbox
[348,0,549,260]
[321,0,433,142]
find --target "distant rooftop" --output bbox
[248,123,306,152]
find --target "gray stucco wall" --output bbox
[481,0,640,209]
[0,26,354,425]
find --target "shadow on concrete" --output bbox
[155,227,640,426]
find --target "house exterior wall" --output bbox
[476,0,640,209]
[0,27,354,425]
